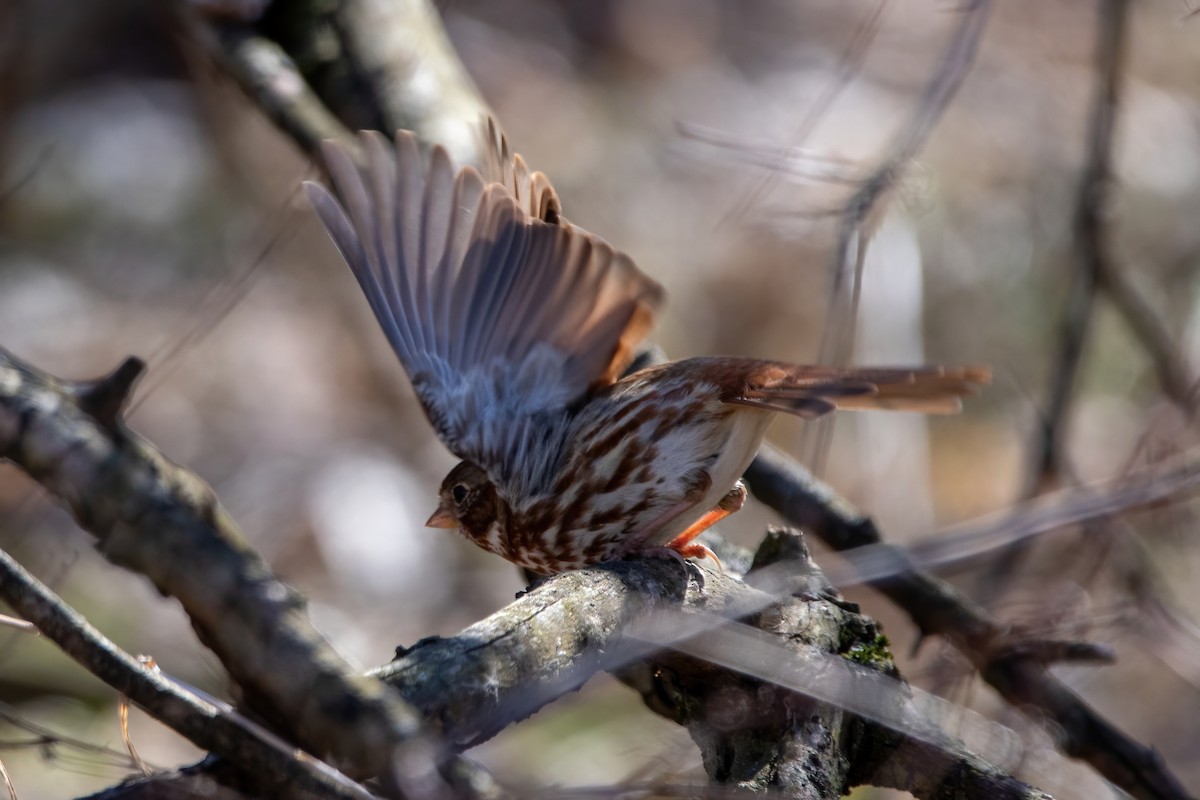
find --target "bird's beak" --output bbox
[425,505,456,529]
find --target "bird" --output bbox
[304,121,989,575]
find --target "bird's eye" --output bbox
[451,483,469,504]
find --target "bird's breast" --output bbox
[501,379,769,571]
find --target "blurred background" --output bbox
[2,0,1200,797]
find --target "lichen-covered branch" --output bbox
[376,530,1052,799]
[372,560,690,747]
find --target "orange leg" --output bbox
[665,482,747,566]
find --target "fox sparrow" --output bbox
[305,121,988,574]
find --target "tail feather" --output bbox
[729,363,990,418]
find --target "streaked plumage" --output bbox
[305,123,988,573]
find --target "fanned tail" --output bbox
[720,363,990,418]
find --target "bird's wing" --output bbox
[305,129,663,484]
[716,361,991,417]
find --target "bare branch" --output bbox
[819,0,994,355]
[1026,0,1133,497]
[1100,264,1197,417]
[196,23,354,157]
[191,0,490,164]
[0,348,458,798]
[0,547,375,800]
[820,456,1200,586]
[742,443,1196,800]
[718,0,889,226]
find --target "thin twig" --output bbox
[118,657,155,777]
[1024,0,1132,497]
[997,0,1143,615]
[718,0,890,226]
[0,756,13,800]
[818,0,994,362]
[0,702,139,766]
[0,546,376,800]
[803,0,993,470]
[1099,258,1198,419]
[817,454,1200,587]
[0,614,37,634]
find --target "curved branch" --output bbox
[0,547,374,800]
[0,348,452,798]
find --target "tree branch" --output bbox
[1026,0,1133,497]
[375,530,1052,799]
[192,0,490,164]
[0,547,376,800]
[0,348,463,799]
[742,443,1196,800]
[198,23,353,157]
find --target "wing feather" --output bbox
[461,194,525,367]
[362,133,413,361]
[307,125,663,489]
[307,146,405,358]
[480,117,562,222]
[444,169,484,367]
[423,146,457,354]
[394,133,429,354]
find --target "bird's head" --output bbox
[427,461,507,551]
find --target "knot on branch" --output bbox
[68,356,145,431]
